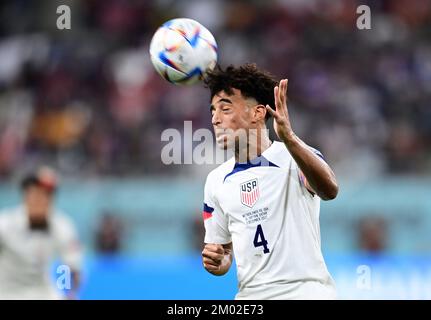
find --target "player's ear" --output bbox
[253,104,267,123]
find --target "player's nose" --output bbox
[212,110,221,126]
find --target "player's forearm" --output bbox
[283,133,338,200]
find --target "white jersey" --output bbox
[0,206,82,299]
[203,141,336,299]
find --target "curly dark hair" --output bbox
[203,63,278,121]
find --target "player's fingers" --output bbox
[280,80,285,103]
[278,83,285,111]
[202,256,221,267]
[202,255,219,264]
[274,86,281,110]
[265,105,277,118]
[202,245,223,258]
[202,251,223,263]
[202,250,223,263]
[281,79,289,110]
[278,80,284,108]
[203,263,220,272]
[277,80,288,117]
[205,244,224,254]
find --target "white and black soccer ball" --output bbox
[149,18,218,85]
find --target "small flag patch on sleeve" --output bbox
[203,203,214,220]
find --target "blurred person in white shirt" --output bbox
[0,167,82,299]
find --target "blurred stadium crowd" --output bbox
[0,0,430,180]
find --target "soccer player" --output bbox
[0,167,82,299]
[201,64,339,299]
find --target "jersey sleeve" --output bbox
[203,174,231,244]
[54,215,83,272]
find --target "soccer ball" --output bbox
[149,18,218,85]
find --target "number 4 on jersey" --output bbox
[253,224,270,253]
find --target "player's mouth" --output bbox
[216,135,227,145]
[215,129,229,143]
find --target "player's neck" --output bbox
[234,134,272,163]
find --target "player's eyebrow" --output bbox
[210,98,233,113]
[217,98,232,105]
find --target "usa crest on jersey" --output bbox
[240,179,259,208]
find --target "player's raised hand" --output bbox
[265,79,295,143]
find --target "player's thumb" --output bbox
[266,105,276,117]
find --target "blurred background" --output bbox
[0,0,430,299]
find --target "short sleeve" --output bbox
[203,174,231,244]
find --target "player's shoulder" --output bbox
[205,157,236,185]
[269,141,324,163]
[271,140,289,155]
[0,206,24,231]
[265,141,294,166]
[0,206,23,220]
[50,209,76,230]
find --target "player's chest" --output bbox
[216,168,287,222]
[3,230,57,261]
